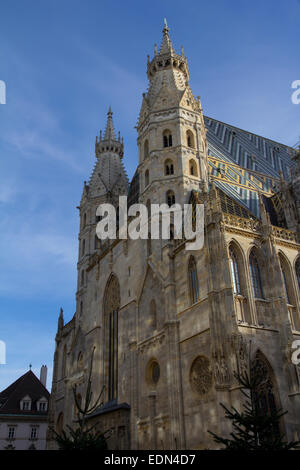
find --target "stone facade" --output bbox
[47,22,300,449]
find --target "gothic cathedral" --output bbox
[47,22,300,449]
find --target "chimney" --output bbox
[40,365,47,388]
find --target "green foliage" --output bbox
[208,370,300,451]
[52,348,108,450]
[53,424,107,450]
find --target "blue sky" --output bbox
[0,0,299,391]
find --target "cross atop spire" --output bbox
[104,106,116,140]
[159,18,174,54]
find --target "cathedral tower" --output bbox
[48,22,300,452]
[76,108,128,319]
[137,20,209,211]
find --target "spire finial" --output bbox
[58,307,64,331]
[160,18,173,54]
[104,106,116,140]
[29,364,32,370]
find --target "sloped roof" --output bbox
[216,187,256,220]
[204,116,295,217]
[0,370,50,415]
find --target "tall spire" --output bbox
[159,18,174,54]
[95,107,124,159]
[104,106,116,140]
[145,21,190,100]
[58,307,64,331]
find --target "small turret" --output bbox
[147,19,189,83]
[95,107,124,159]
[58,307,64,331]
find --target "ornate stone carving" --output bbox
[223,213,262,233]
[212,349,230,389]
[250,352,276,404]
[190,356,212,395]
[138,332,166,354]
[231,334,249,376]
[272,226,300,244]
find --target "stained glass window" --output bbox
[229,247,241,294]
[250,251,264,299]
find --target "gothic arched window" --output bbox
[279,256,291,304]
[186,130,195,148]
[165,159,174,175]
[163,130,172,148]
[188,256,199,305]
[250,351,281,441]
[189,159,197,176]
[229,247,241,294]
[249,251,264,299]
[104,275,120,402]
[166,190,175,207]
[280,255,300,331]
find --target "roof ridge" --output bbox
[204,115,294,149]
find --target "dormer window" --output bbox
[20,395,31,411]
[39,402,46,411]
[37,397,48,412]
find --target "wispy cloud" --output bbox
[4,129,85,174]
[0,224,77,297]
